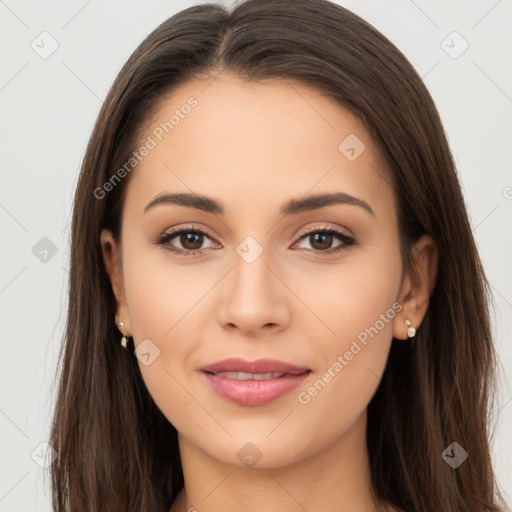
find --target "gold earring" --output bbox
[116,321,129,348]
[405,319,416,338]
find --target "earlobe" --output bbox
[393,234,439,340]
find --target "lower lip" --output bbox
[201,371,311,406]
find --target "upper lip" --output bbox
[200,357,311,375]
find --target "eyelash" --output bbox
[153,224,356,257]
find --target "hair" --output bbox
[48,0,508,511]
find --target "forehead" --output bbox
[124,72,395,219]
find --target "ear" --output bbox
[100,229,132,335]
[393,234,438,340]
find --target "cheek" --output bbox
[121,228,210,343]
[292,240,402,441]
[120,236,226,429]
[298,235,403,350]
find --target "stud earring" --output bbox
[116,321,129,348]
[405,319,416,338]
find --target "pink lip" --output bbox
[200,357,311,406]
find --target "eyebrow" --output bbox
[144,191,375,216]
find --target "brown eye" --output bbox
[154,226,218,256]
[295,227,356,254]
[179,231,204,251]
[308,232,335,251]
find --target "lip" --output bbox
[200,357,311,406]
[200,357,310,375]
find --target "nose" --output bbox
[215,246,291,337]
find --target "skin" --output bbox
[101,72,438,512]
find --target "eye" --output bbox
[153,224,356,257]
[153,225,218,256]
[293,225,356,254]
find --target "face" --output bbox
[101,72,434,469]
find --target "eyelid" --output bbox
[295,223,354,239]
[159,223,353,241]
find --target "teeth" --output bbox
[214,371,284,380]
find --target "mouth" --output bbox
[200,357,310,375]
[199,358,312,406]
[205,370,306,380]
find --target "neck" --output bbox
[171,411,391,512]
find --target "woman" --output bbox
[49,0,508,511]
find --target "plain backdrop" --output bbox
[1,0,511,510]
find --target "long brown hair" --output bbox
[49,1,508,510]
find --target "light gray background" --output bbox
[1,0,511,510]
